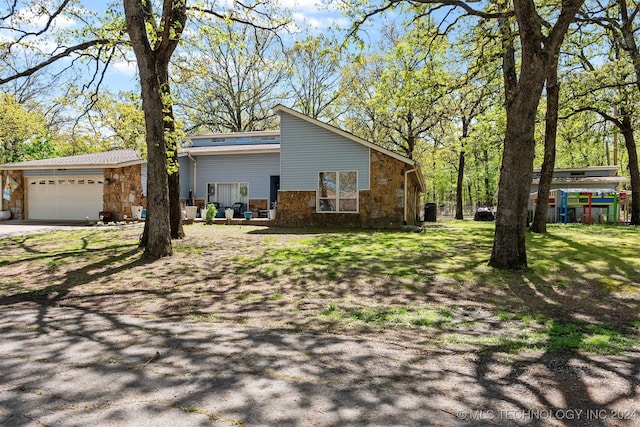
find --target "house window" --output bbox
[207,182,249,208]
[318,171,358,213]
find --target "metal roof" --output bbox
[533,165,621,173]
[532,176,629,185]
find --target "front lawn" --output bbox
[1,220,638,354]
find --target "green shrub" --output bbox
[205,204,218,224]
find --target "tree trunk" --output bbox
[620,116,640,225]
[618,0,640,95]
[483,149,491,206]
[467,181,473,216]
[168,163,185,238]
[137,79,172,258]
[489,0,583,269]
[123,0,186,258]
[158,67,185,239]
[455,118,469,220]
[490,99,541,269]
[455,149,465,219]
[617,0,640,225]
[530,58,560,233]
[489,4,544,269]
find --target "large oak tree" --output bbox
[123,0,187,257]
[343,0,584,268]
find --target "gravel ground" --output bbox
[1,306,639,427]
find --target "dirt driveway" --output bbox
[1,306,639,427]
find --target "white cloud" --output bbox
[279,0,323,13]
[289,3,349,32]
[14,7,77,31]
[112,60,138,78]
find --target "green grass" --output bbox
[317,303,640,354]
[346,306,454,327]
[237,221,640,354]
[1,220,639,355]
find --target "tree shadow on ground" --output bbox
[1,225,639,425]
[0,245,149,307]
[1,306,638,427]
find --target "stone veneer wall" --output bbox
[103,164,145,220]
[276,150,419,229]
[1,170,24,219]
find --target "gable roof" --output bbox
[273,104,419,166]
[0,149,143,170]
[273,104,425,192]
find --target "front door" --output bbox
[270,175,280,207]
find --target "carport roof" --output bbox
[0,149,143,170]
[531,176,629,185]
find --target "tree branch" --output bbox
[187,5,289,32]
[0,0,73,43]
[0,39,112,85]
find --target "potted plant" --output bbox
[205,204,218,225]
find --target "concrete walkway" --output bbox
[1,307,639,426]
[0,220,142,239]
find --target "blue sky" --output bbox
[0,0,383,93]
[100,0,355,92]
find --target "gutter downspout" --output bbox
[404,167,417,224]
[187,153,197,203]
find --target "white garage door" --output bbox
[27,176,104,220]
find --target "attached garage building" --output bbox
[1,150,145,221]
[27,175,104,220]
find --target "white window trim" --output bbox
[317,170,359,213]
[206,182,249,206]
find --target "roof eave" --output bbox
[183,148,280,156]
[413,164,426,193]
[533,165,621,173]
[0,160,144,171]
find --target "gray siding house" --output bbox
[274,105,424,228]
[178,131,281,216]
[2,106,424,227]
[179,105,425,227]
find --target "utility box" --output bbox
[424,203,437,222]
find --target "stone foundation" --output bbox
[103,165,145,220]
[1,170,24,219]
[276,150,422,229]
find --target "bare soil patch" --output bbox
[1,222,639,426]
